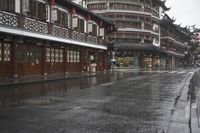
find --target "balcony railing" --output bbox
[0,11,103,46]
[87,35,97,44]
[52,25,69,38]
[24,17,48,34]
[0,11,19,27]
[72,31,86,42]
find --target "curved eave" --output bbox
[153,0,170,11]
[55,0,116,31]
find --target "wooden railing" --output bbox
[0,11,104,46]
[0,11,19,27]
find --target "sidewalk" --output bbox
[190,71,200,133]
[167,72,193,133]
[0,71,110,87]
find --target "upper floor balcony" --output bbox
[161,32,188,48]
[86,1,161,20]
[0,0,115,50]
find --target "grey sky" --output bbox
[165,0,200,28]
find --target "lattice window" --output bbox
[0,0,15,12]
[92,24,97,36]
[51,48,54,62]
[29,0,46,21]
[38,2,46,21]
[31,0,37,17]
[79,19,85,33]
[77,51,80,63]
[0,43,2,61]
[60,49,63,62]
[67,50,70,62]
[74,51,77,63]
[55,49,59,62]
[4,43,10,61]
[46,48,50,62]
[70,50,73,62]
[56,10,68,28]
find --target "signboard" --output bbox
[72,17,78,28]
[99,28,104,37]
[88,23,93,33]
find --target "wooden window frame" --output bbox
[55,49,59,63]
[67,50,70,62]
[4,43,10,62]
[46,48,50,62]
[29,0,46,21]
[0,0,15,12]
[59,49,63,62]
[50,48,55,62]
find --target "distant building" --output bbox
[86,0,170,67]
[160,15,190,68]
[0,0,115,77]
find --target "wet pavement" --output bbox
[0,69,196,133]
[190,70,200,133]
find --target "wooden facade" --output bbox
[86,0,170,67]
[160,15,190,68]
[0,0,115,77]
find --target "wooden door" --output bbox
[0,43,12,76]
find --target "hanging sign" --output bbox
[22,0,30,13]
[72,17,78,28]
[88,23,93,33]
[51,9,57,21]
[100,28,104,37]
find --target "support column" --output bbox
[80,47,85,72]
[134,52,140,68]
[12,43,18,77]
[43,44,47,76]
[64,47,67,74]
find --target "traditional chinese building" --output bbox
[0,0,115,77]
[85,0,170,68]
[160,14,190,68]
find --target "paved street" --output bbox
[0,69,196,133]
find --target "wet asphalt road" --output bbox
[0,69,196,133]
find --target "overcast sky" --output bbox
[165,0,200,28]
